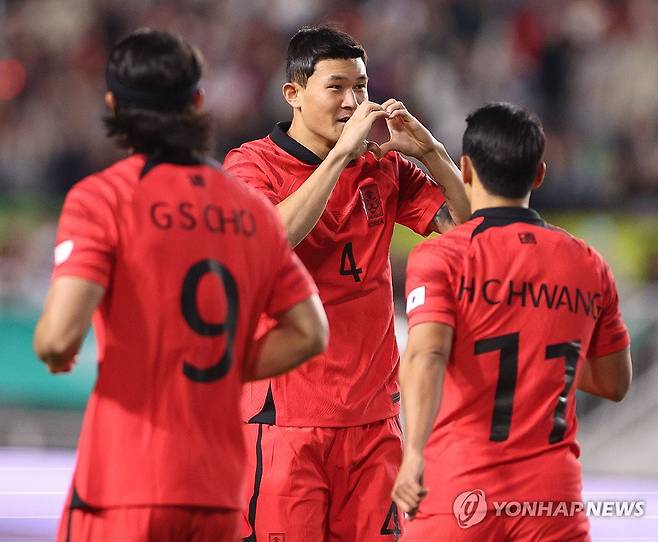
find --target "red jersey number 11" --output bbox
[474,333,580,444]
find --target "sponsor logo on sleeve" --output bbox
[54,240,74,266]
[406,286,426,313]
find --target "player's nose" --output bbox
[341,89,358,109]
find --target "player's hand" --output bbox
[378,99,441,160]
[391,449,428,520]
[333,100,389,161]
[44,356,77,374]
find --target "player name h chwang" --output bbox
[458,276,603,320]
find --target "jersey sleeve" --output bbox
[395,154,445,236]
[223,147,281,204]
[52,178,117,288]
[405,241,456,329]
[587,260,630,358]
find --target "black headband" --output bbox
[106,69,200,112]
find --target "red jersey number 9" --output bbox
[180,259,238,382]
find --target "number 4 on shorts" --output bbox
[380,501,401,539]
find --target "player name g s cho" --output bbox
[149,201,256,237]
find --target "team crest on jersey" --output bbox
[269,534,285,542]
[359,183,384,226]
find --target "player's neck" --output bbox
[470,188,531,215]
[287,117,332,160]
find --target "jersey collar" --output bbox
[270,122,323,165]
[470,207,545,238]
[139,151,220,179]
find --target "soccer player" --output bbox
[33,28,328,542]
[223,25,470,541]
[393,103,632,541]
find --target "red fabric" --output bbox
[401,509,590,542]
[224,134,444,427]
[405,212,630,514]
[52,154,316,509]
[57,504,241,542]
[241,418,404,542]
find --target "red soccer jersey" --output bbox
[224,122,444,427]
[405,207,630,513]
[52,153,316,509]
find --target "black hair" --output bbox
[103,28,212,158]
[286,25,367,86]
[462,103,545,198]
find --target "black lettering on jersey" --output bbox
[460,278,600,320]
[482,279,502,305]
[574,288,591,317]
[458,276,475,302]
[148,201,257,236]
[241,210,257,237]
[528,282,558,309]
[204,205,223,232]
[151,201,172,229]
[179,202,197,230]
[555,286,575,313]
[590,293,602,320]
[507,280,527,307]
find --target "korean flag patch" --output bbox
[406,286,426,313]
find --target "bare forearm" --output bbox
[400,352,446,454]
[34,315,82,367]
[421,145,470,224]
[577,347,632,402]
[246,295,328,381]
[277,148,351,247]
[247,326,323,381]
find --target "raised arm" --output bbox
[378,99,470,230]
[277,100,388,247]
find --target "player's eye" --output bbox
[354,84,367,90]
[328,85,342,90]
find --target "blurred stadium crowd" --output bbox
[1,0,657,208]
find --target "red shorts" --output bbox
[57,503,240,542]
[401,509,590,542]
[241,417,404,542]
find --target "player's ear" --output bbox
[104,91,116,115]
[532,161,546,191]
[282,82,302,108]
[460,155,473,186]
[192,87,205,110]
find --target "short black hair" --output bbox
[286,25,367,86]
[103,28,211,157]
[462,103,545,198]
